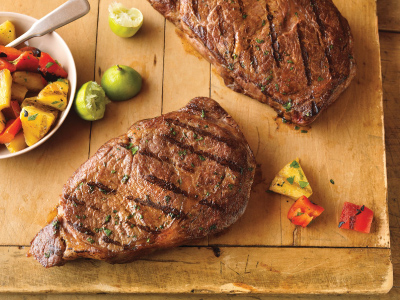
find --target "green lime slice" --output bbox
[108,2,143,38]
[101,65,142,101]
[74,81,109,121]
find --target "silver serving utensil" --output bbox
[6,0,90,48]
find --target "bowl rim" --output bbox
[0,12,77,159]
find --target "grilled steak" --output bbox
[30,98,256,267]
[148,0,356,126]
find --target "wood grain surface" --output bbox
[0,0,397,297]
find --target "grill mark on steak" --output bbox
[216,5,225,37]
[249,47,258,72]
[68,221,95,236]
[143,174,189,199]
[137,224,162,234]
[296,24,312,86]
[139,148,195,174]
[237,0,244,15]
[192,0,200,21]
[265,4,280,67]
[185,101,228,119]
[161,133,244,173]
[87,182,117,195]
[129,192,185,219]
[310,0,333,76]
[165,118,237,148]
[64,193,85,206]
[102,235,121,246]
[198,199,224,211]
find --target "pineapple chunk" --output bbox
[12,71,47,91]
[0,111,6,132]
[0,69,12,110]
[21,97,59,119]
[0,20,16,45]
[37,79,69,111]
[11,83,28,103]
[20,105,56,146]
[269,158,313,199]
[5,131,26,153]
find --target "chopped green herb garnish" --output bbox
[199,155,206,161]
[51,101,60,104]
[87,237,94,244]
[318,76,324,82]
[283,99,292,112]
[27,113,38,121]
[131,145,139,156]
[290,161,300,168]
[121,175,130,184]
[45,62,54,68]
[201,110,205,118]
[287,176,295,184]
[295,126,300,130]
[330,179,335,184]
[256,38,264,44]
[298,170,304,180]
[103,228,112,236]
[299,181,309,188]
[44,252,50,258]
[165,195,171,203]
[104,215,111,223]
[301,130,308,133]
[297,212,304,216]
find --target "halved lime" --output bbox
[108,2,143,38]
[74,81,109,121]
[101,65,142,101]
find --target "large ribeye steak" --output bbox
[148,0,356,126]
[30,97,256,267]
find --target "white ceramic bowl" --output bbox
[0,12,76,159]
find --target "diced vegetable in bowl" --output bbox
[0,13,76,158]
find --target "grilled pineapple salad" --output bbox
[269,158,313,199]
[0,68,69,153]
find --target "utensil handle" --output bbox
[7,0,90,47]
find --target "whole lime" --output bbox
[101,65,142,101]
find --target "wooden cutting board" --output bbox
[0,0,392,294]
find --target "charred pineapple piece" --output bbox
[269,158,313,199]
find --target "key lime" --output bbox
[108,2,143,38]
[101,65,142,101]
[74,81,109,121]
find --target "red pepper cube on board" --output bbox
[287,195,324,228]
[338,202,373,233]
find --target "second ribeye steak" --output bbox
[148,0,356,125]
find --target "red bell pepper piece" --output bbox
[0,45,22,61]
[38,52,68,78]
[339,202,373,233]
[1,100,21,120]
[19,46,41,57]
[0,117,22,144]
[13,51,40,72]
[287,195,324,228]
[0,58,16,72]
